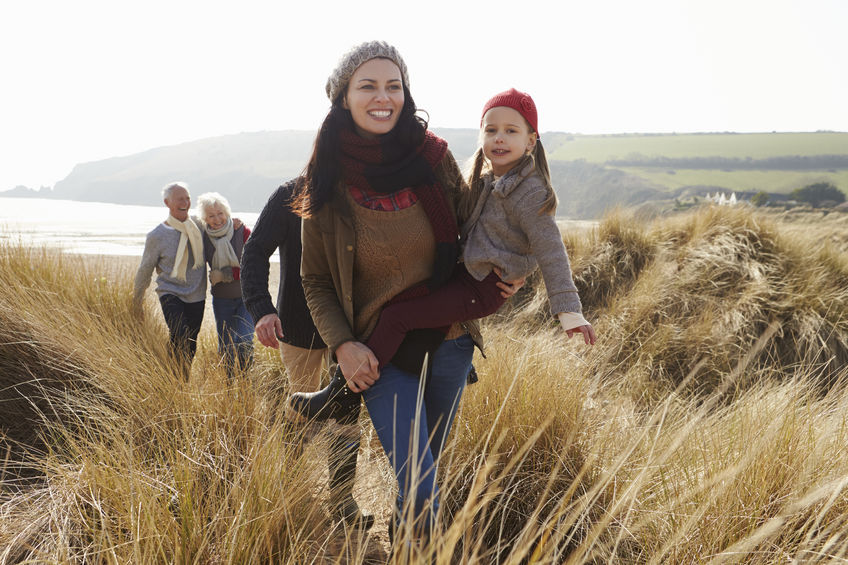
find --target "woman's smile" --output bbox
[368,109,393,120]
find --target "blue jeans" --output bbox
[212,296,255,377]
[363,334,474,536]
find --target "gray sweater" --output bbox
[462,160,582,315]
[133,220,207,309]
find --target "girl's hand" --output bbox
[335,340,380,393]
[565,324,596,345]
[493,267,526,298]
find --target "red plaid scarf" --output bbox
[349,184,417,211]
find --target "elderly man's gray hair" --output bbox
[162,181,189,200]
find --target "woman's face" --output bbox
[343,58,404,139]
[204,204,229,230]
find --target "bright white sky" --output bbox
[1,0,846,191]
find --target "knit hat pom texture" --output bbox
[481,88,538,134]
[325,40,409,102]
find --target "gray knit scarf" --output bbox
[205,217,240,285]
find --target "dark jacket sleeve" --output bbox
[240,182,292,324]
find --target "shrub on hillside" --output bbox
[751,190,770,207]
[790,182,845,208]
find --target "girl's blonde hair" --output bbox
[466,134,558,216]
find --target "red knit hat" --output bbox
[480,88,538,134]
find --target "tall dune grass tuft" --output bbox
[0,243,377,563]
[2,205,848,563]
[439,206,848,562]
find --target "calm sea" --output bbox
[0,196,596,257]
[0,197,260,256]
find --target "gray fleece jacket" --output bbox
[133,220,207,310]
[461,158,583,315]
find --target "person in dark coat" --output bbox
[240,178,373,529]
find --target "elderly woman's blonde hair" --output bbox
[195,192,232,222]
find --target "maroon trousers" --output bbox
[366,266,506,370]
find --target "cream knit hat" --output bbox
[325,40,409,102]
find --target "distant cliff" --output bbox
[43,129,485,212]
[50,131,317,211]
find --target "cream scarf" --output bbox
[165,215,204,282]
[205,217,240,285]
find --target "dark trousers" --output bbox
[159,294,205,378]
[366,266,505,370]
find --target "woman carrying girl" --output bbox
[290,41,524,542]
[291,88,595,431]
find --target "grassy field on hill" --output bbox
[545,131,848,197]
[2,206,848,563]
[547,132,848,162]
[617,167,848,194]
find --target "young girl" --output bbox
[289,87,595,423]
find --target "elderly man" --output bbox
[134,181,207,378]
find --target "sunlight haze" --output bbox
[1,0,845,191]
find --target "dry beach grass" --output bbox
[2,205,848,563]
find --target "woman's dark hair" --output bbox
[291,83,428,217]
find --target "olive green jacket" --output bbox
[300,150,484,356]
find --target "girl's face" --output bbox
[481,106,537,176]
[165,186,191,221]
[344,58,404,139]
[204,204,229,230]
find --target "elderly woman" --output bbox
[197,192,254,377]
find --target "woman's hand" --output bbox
[493,267,526,299]
[335,341,380,393]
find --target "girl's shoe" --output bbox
[286,366,361,425]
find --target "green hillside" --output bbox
[547,132,848,162]
[618,168,848,194]
[544,131,848,197]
